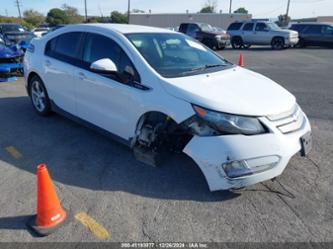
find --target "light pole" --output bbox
[127,0,131,24]
[229,0,232,14]
[286,0,291,17]
[84,0,88,22]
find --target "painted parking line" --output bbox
[5,146,23,159]
[75,212,110,240]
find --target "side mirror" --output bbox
[90,58,118,74]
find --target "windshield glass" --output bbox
[199,23,214,32]
[267,22,283,31]
[2,24,25,32]
[126,33,231,78]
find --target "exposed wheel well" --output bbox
[132,111,193,166]
[271,36,285,43]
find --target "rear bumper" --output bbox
[183,113,311,191]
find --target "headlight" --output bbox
[215,35,222,40]
[192,105,266,135]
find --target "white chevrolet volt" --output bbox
[24,24,312,191]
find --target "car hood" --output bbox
[161,66,296,116]
[0,43,22,58]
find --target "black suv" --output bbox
[179,22,230,50]
[290,22,333,48]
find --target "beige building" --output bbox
[129,13,252,29]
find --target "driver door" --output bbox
[73,32,140,139]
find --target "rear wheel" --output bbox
[231,37,243,49]
[29,75,52,116]
[271,37,285,50]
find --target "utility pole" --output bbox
[229,0,232,14]
[286,0,291,17]
[15,0,22,18]
[5,9,8,17]
[84,0,88,22]
[127,0,131,24]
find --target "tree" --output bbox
[62,4,84,23]
[23,9,45,27]
[111,11,128,23]
[46,8,69,26]
[233,7,248,14]
[132,9,145,13]
[199,0,217,13]
[277,14,291,27]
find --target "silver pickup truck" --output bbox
[227,20,299,49]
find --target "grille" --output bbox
[267,105,305,134]
[0,56,23,64]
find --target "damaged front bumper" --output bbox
[183,115,311,191]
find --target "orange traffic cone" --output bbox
[27,164,68,236]
[238,52,244,67]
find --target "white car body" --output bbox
[32,28,49,38]
[24,24,312,191]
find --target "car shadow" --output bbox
[0,96,240,202]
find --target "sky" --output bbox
[2,0,333,19]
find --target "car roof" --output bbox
[76,23,175,34]
[291,22,333,26]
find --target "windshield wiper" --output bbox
[180,64,226,75]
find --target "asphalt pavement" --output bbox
[0,47,332,242]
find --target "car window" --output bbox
[45,32,83,64]
[242,23,254,31]
[83,33,140,82]
[322,25,333,34]
[291,24,307,33]
[304,25,322,34]
[255,23,269,32]
[187,24,200,36]
[227,22,243,31]
[54,32,83,58]
[126,32,231,78]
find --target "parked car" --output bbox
[0,23,35,51]
[227,20,299,49]
[0,34,24,81]
[290,22,333,48]
[32,27,49,38]
[24,24,312,191]
[179,22,230,50]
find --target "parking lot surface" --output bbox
[0,48,332,242]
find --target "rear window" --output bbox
[227,23,243,31]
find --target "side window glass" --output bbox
[45,37,57,56]
[255,23,268,32]
[242,23,254,31]
[305,25,322,34]
[54,32,83,59]
[83,33,140,83]
[187,24,199,36]
[322,25,333,34]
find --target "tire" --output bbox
[296,38,305,48]
[28,75,52,116]
[271,37,285,50]
[231,37,243,49]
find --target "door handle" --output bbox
[45,60,51,67]
[78,72,87,80]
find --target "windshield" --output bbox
[267,22,283,31]
[2,24,25,32]
[126,33,231,78]
[199,23,214,32]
